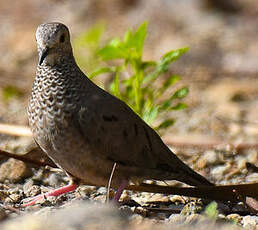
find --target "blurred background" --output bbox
[0,0,257,151]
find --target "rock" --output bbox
[245,173,258,183]
[0,208,7,222]
[169,213,186,224]
[1,202,126,230]
[203,150,220,165]
[227,214,242,224]
[242,215,258,228]
[24,185,41,197]
[210,164,230,180]
[185,214,203,224]
[0,158,32,183]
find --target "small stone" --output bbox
[129,213,144,225]
[76,185,96,198]
[227,213,242,224]
[23,179,34,194]
[24,185,41,197]
[246,173,258,183]
[247,151,258,164]
[242,215,258,228]
[0,208,8,221]
[0,158,32,183]
[168,214,186,224]
[236,157,247,170]
[203,150,219,165]
[185,213,203,224]
[196,157,207,169]
[46,173,63,187]
[148,193,170,203]
[211,164,230,180]
[170,195,185,203]
[5,193,23,203]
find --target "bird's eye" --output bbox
[59,34,65,43]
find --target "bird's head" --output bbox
[36,22,72,66]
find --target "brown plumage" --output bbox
[28,22,213,201]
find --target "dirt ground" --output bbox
[0,0,257,229]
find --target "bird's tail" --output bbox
[166,150,215,187]
[179,164,214,187]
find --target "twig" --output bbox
[0,123,32,137]
[106,162,117,203]
[0,148,56,168]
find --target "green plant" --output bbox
[204,201,219,219]
[75,22,189,132]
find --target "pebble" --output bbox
[0,158,32,182]
[0,208,7,222]
[227,214,242,224]
[242,215,258,228]
[210,164,230,180]
[24,185,41,197]
[185,213,203,224]
[245,173,258,183]
[203,150,220,165]
[247,151,258,164]
[168,213,186,224]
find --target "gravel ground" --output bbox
[0,0,257,229]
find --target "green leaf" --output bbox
[171,87,189,99]
[123,30,132,44]
[89,66,115,78]
[156,119,175,130]
[124,22,148,56]
[170,102,187,110]
[162,47,189,62]
[204,202,218,219]
[143,106,158,124]
[110,37,122,47]
[164,75,180,88]
[98,45,128,60]
[160,99,171,111]
[141,61,156,70]
[143,48,188,84]
[157,47,189,73]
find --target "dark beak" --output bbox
[39,47,49,65]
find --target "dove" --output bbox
[26,22,213,206]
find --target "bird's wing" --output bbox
[76,90,163,169]
[76,88,214,186]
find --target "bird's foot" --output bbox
[22,183,78,207]
[113,180,129,203]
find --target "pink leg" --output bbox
[113,180,128,202]
[22,183,78,207]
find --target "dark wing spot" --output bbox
[102,115,119,122]
[97,138,102,143]
[143,126,152,151]
[123,129,128,137]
